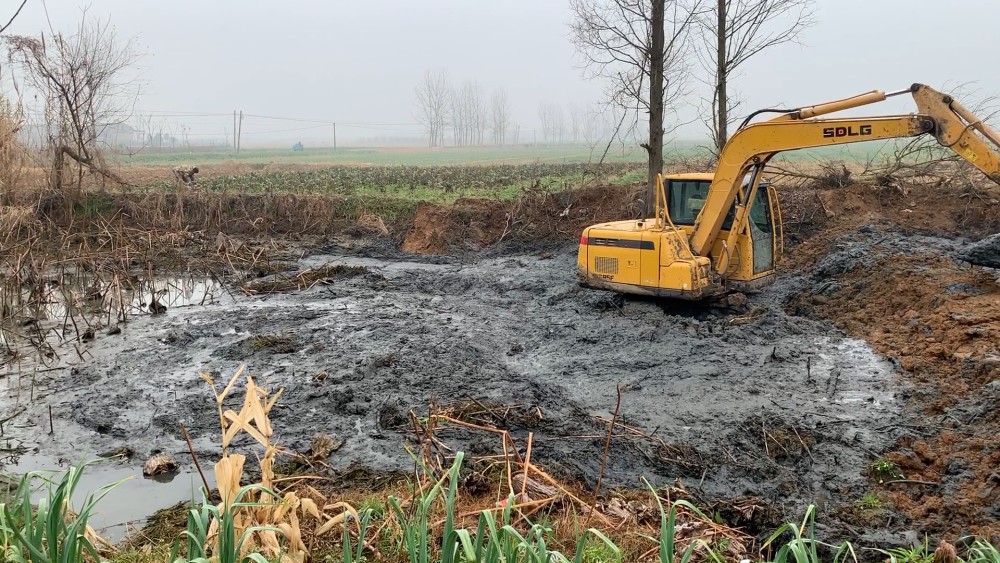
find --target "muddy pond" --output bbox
[0,247,904,539]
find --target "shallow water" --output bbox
[1,273,227,367]
[7,453,213,542]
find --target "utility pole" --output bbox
[236,110,244,155]
[333,122,337,150]
[233,110,237,151]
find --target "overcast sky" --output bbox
[6,0,1000,146]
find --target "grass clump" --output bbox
[868,458,903,482]
[855,493,884,510]
[0,463,124,562]
[247,334,298,353]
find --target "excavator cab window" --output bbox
[749,185,773,231]
[667,180,735,229]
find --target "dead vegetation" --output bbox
[241,264,372,295]
[389,399,753,561]
[0,212,285,369]
[747,415,817,461]
[192,365,361,562]
[247,334,299,354]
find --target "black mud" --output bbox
[958,232,1000,269]
[2,247,907,537]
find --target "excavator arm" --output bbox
[688,84,1000,263]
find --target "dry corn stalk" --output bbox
[200,365,359,562]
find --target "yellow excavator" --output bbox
[577,83,1000,300]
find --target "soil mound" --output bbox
[401,184,644,254]
[401,198,507,254]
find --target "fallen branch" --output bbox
[181,423,215,502]
[881,479,939,487]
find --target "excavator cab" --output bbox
[577,172,781,300]
[665,173,781,286]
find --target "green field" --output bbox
[113,138,910,172]
[161,163,645,206]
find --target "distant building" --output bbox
[98,122,143,148]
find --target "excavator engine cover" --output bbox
[577,222,718,299]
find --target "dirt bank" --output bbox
[789,228,999,538]
[779,180,1000,540]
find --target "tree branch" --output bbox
[0,0,27,35]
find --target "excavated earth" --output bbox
[1,181,998,548]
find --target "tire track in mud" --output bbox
[3,248,905,535]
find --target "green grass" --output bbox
[5,458,1000,563]
[112,133,923,172]
[869,459,903,481]
[855,493,884,510]
[158,162,643,203]
[0,462,128,563]
[880,537,935,563]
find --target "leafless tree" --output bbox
[538,102,564,143]
[7,11,139,192]
[537,103,549,143]
[699,0,814,154]
[414,69,450,147]
[490,87,511,145]
[582,106,620,148]
[447,80,487,146]
[449,86,466,146]
[538,102,568,144]
[571,0,701,212]
[465,80,488,145]
[553,106,565,143]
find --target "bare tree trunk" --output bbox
[699,0,813,154]
[715,0,727,153]
[646,0,666,218]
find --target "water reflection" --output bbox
[1,273,227,368]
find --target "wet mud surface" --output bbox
[2,245,907,537]
[787,224,1000,538]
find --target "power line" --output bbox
[241,113,419,127]
[18,107,422,127]
[241,123,331,136]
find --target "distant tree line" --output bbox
[414,70,521,148]
[414,71,630,148]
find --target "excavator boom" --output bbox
[688,84,1000,259]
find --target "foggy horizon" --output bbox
[6,0,1000,149]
